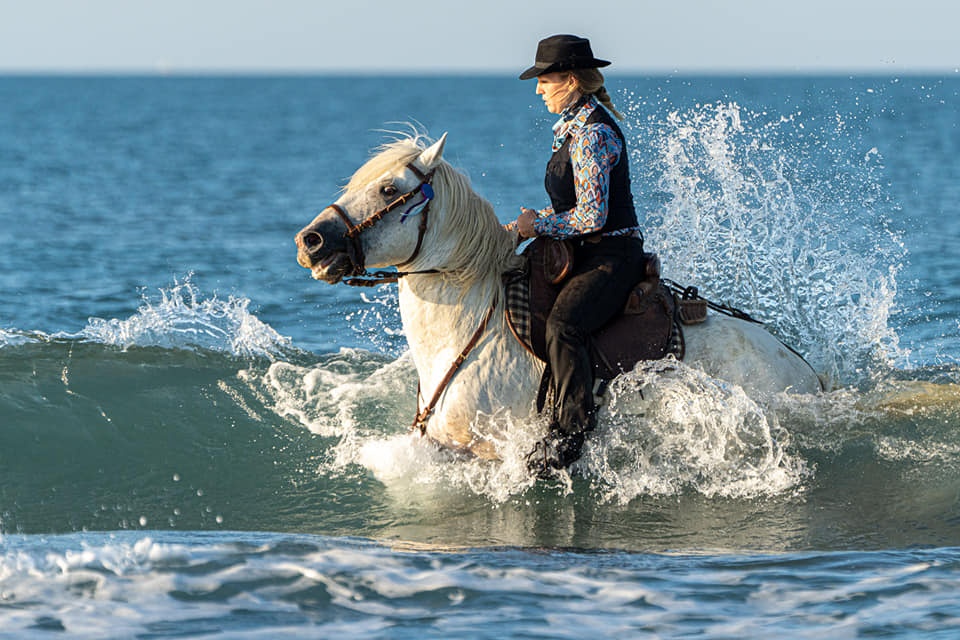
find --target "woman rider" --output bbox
[510,34,647,474]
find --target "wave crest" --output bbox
[82,278,290,358]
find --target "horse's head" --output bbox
[295,134,447,284]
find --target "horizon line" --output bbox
[2,67,959,78]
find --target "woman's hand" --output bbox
[517,208,538,238]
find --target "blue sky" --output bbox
[1,0,957,74]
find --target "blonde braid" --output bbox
[571,69,624,121]
[593,85,624,121]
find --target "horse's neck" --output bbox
[399,273,502,346]
[398,272,505,380]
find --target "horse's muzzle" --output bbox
[295,211,356,283]
[295,230,323,268]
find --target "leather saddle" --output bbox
[504,237,687,381]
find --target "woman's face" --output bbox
[536,72,579,114]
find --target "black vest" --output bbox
[545,102,638,236]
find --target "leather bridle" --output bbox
[325,162,436,286]
[310,159,498,438]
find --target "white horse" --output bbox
[295,133,821,459]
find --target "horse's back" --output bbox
[681,313,822,395]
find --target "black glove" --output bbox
[525,431,586,477]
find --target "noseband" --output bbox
[325,162,436,286]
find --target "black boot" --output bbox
[526,428,586,477]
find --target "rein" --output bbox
[661,279,761,323]
[327,162,437,287]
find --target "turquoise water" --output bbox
[2,75,960,637]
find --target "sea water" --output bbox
[1,75,960,637]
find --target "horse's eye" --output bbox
[380,184,399,198]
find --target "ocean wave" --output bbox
[5,305,960,538]
[3,278,960,542]
[2,532,960,638]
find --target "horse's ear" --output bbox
[418,132,447,171]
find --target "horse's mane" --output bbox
[345,134,519,302]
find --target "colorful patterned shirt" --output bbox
[508,95,642,239]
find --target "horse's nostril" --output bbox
[301,232,323,249]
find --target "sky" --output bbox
[1,0,958,74]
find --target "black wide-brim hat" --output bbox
[519,34,611,80]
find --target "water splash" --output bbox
[81,277,290,358]
[249,351,808,504]
[625,99,905,384]
[251,351,543,502]
[345,285,407,356]
[255,348,415,439]
[582,359,809,504]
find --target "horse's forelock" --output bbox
[344,134,515,294]
[343,136,425,196]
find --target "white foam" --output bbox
[81,277,290,358]
[250,350,810,505]
[0,533,673,636]
[0,328,43,348]
[352,423,542,504]
[254,348,416,438]
[582,360,810,504]
[5,533,955,637]
[0,537,189,637]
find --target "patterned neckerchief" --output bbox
[551,95,597,152]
